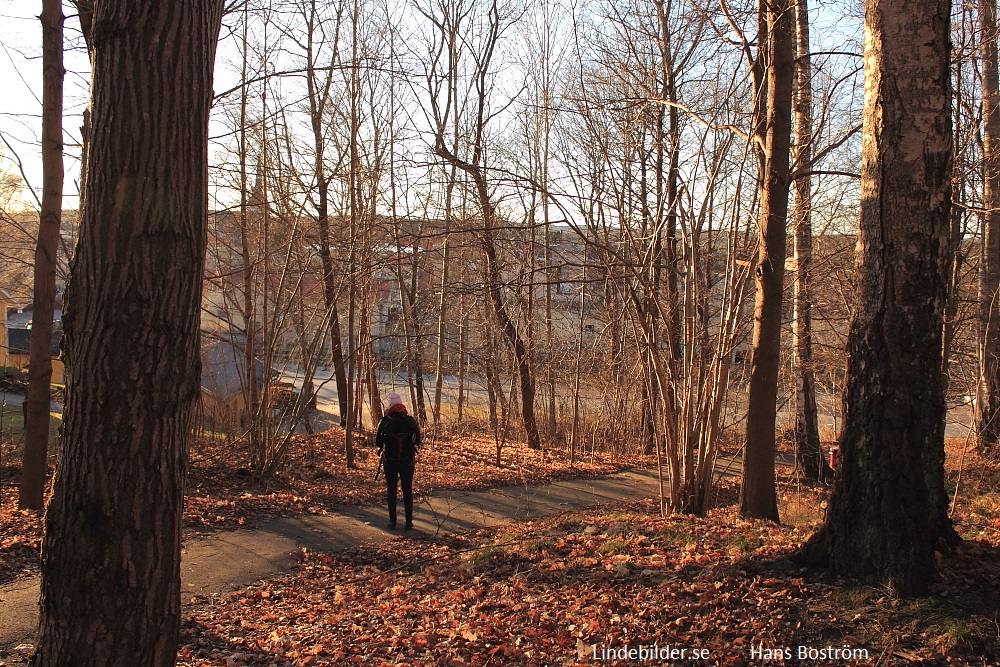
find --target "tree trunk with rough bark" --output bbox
[796,0,958,597]
[32,1,223,663]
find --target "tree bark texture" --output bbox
[979,0,1000,449]
[741,0,794,521]
[19,0,64,511]
[32,2,224,664]
[74,1,94,223]
[797,0,957,597]
[791,0,822,481]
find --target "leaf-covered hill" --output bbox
[178,495,999,666]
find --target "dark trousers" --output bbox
[384,459,415,526]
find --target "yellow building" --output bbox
[6,328,65,384]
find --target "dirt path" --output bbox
[0,468,661,655]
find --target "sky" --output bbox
[0,0,865,213]
[0,0,92,209]
[0,0,293,211]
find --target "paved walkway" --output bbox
[0,468,663,654]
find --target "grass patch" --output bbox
[724,535,761,556]
[0,403,25,432]
[462,532,520,566]
[597,538,629,555]
[900,597,983,653]
[517,537,556,555]
[657,527,698,548]
[830,585,879,606]
[930,618,978,652]
[462,542,507,566]
[902,596,945,614]
[0,403,62,445]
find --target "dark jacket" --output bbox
[375,407,420,464]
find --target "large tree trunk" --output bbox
[797,0,958,597]
[791,0,822,481]
[19,0,63,511]
[32,1,223,663]
[979,0,1000,449]
[741,0,794,521]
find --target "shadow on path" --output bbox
[0,468,662,653]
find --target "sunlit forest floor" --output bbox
[0,423,651,585]
[171,437,999,667]
[178,496,999,666]
[1,432,998,665]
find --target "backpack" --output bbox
[382,414,418,463]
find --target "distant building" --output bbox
[6,326,65,384]
[0,289,14,368]
[198,338,271,430]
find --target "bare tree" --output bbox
[419,0,542,449]
[557,0,755,512]
[298,0,352,428]
[790,0,822,480]
[18,0,63,511]
[741,0,794,521]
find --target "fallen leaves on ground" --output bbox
[182,428,649,530]
[0,483,41,585]
[0,429,650,585]
[3,436,998,666]
[177,498,999,666]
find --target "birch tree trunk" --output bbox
[797,0,958,597]
[979,0,1000,449]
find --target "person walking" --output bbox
[374,391,421,530]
